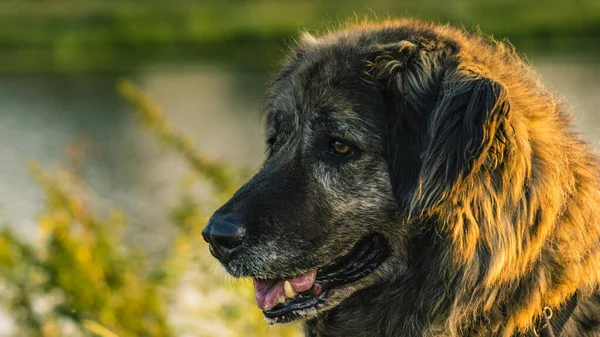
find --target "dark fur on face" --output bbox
[204,19,600,337]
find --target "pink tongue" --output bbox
[253,270,317,311]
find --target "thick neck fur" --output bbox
[306,288,600,337]
[305,220,600,337]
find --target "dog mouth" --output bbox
[253,233,390,323]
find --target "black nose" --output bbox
[202,214,246,262]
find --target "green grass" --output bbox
[0,0,599,72]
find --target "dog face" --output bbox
[203,25,511,325]
[203,39,406,323]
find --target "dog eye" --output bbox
[329,140,354,157]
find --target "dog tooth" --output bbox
[277,295,286,304]
[284,280,296,298]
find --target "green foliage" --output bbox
[0,164,171,337]
[0,80,302,336]
[0,0,598,72]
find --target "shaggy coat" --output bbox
[205,20,600,337]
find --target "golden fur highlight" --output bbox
[320,19,600,336]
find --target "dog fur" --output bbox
[207,19,600,336]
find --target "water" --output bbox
[0,58,598,334]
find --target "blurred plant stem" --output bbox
[0,79,301,337]
[117,79,240,195]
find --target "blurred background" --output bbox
[0,1,599,336]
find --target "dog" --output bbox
[202,19,600,337]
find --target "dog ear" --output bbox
[415,69,510,212]
[373,40,448,209]
[373,40,510,213]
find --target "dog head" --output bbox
[202,22,513,324]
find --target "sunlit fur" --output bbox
[295,19,600,337]
[210,19,600,337]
